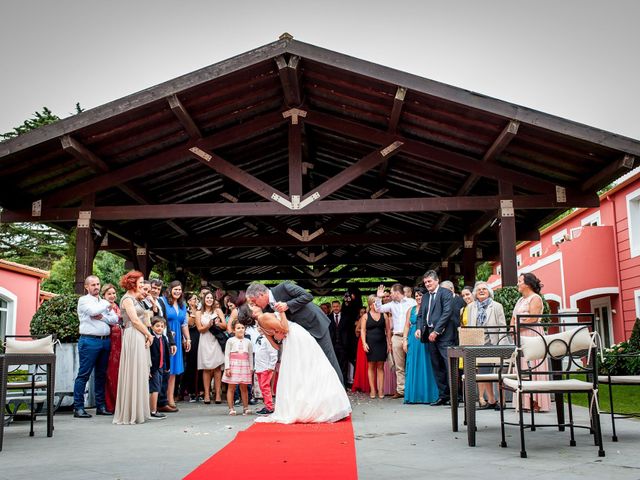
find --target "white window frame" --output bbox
[0,287,18,340]
[627,189,640,258]
[552,229,568,245]
[581,211,601,226]
[529,243,542,258]
[516,254,522,267]
[570,227,583,239]
[497,266,502,276]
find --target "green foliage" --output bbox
[0,220,68,271]
[493,286,550,320]
[475,262,493,282]
[30,294,81,343]
[1,104,83,140]
[93,251,127,294]
[598,318,640,375]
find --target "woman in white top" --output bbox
[195,292,227,404]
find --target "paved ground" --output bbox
[1,393,639,479]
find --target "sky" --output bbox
[1,0,639,140]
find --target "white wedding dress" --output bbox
[256,322,352,424]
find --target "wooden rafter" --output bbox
[275,55,302,107]
[167,94,202,139]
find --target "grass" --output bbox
[568,373,640,415]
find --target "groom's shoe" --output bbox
[431,398,450,406]
[74,409,92,418]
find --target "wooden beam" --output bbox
[302,141,403,203]
[388,86,406,133]
[1,192,599,222]
[275,55,302,107]
[167,94,202,139]
[498,184,518,286]
[581,154,635,192]
[304,110,563,194]
[288,121,303,198]
[42,111,286,207]
[189,148,289,204]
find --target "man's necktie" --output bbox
[426,292,435,328]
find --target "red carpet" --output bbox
[184,417,358,480]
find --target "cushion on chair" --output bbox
[503,377,594,392]
[474,373,517,382]
[520,327,592,361]
[5,335,54,354]
[598,375,640,385]
[7,381,48,389]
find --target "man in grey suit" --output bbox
[246,281,343,384]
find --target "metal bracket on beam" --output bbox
[271,192,293,209]
[302,162,314,174]
[499,199,514,217]
[32,200,42,217]
[136,247,147,256]
[441,261,449,268]
[101,233,109,247]
[464,240,474,249]
[476,248,483,259]
[555,186,567,203]
[282,108,307,125]
[395,87,407,101]
[622,154,635,169]
[189,147,212,161]
[380,141,404,157]
[298,192,320,209]
[77,210,92,228]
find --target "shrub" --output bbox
[493,286,550,320]
[599,318,640,375]
[30,294,80,343]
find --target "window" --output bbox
[0,297,8,341]
[552,229,568,245]
[570,227,583,239]
[581,211,601,227]
[628,189,640,258]
[516,254,522,267]
[497,266,502,275]
[529,244,542,258]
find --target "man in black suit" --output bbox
[416,270,456,405]
[246,281,343,384]
[329,300,353,387]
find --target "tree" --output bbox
[1,104,82,140]
[0,221,68,270]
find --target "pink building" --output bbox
[489,170,640,346]
[0,259,50,339]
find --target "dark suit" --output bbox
[417,286,455,401]
[329,309,354,387]
[270,282,343,384]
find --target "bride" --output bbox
[238,303,351,424]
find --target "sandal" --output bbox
[228,409,237,416]
[378,395,384,399]
[243,408,252,416]
[369,394,376,399]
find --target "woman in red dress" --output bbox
[351,307,370,394]
[103,284,122,413]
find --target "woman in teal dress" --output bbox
[402,287,439,404]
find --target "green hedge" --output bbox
[492,286,550,320]
[30,294,80,343]
[599,318,640,375]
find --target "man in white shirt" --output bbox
[375,283,417,398]
[73,275,119,418]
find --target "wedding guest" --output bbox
[113,270,153,425]
[510,273,550,412]
[351,311,370,394]
[183,293,204,402]
[196,291,226,404]
[441,280,467,329]
[361,295,389,399]
[403,286,413,298]
[375,283,416,399]
[222,320,254,416]
[467,281,507,409]
[149,317,170,419]
[403,288,438,404]
[225,291,246,333]
[103,284,122,414]
[254,328,278,415]
[381,291,397,396]
[73,275,119,418]
[320,302,331,316]
[158,281,190,411]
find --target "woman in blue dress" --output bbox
[402,287,439,404]
[159,280,190,409]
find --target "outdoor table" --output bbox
[0,352,56,451]
[448,344,515,447]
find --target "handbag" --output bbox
[208,323,229,350]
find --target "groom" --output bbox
[246,282,343,384]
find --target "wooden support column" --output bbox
[498,182,518,286]
[288,119,303,200]
[74,206,96,294]
[463,237,476,287]
[439,261,450,284]
[136,246,151,278]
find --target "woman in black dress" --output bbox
[360,294,390,399]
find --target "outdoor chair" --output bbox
[498,313,605,458]
[1,334,56,451]
[598,352,640,442]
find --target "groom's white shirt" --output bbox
[268,290,277,308]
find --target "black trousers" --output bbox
[428,339,454,400]
[315,329,344,385]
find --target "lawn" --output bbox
[568,374,640,415]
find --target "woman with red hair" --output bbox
[113,270,153,424]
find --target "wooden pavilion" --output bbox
[2,35,640,295]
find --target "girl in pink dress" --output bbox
[222,320,253,415]
[510,273,551,413]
